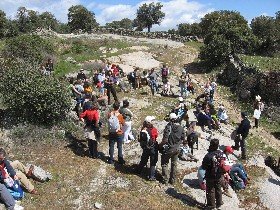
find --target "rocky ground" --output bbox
[1,34,279,210]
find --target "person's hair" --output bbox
[69,77,75,84]
[241,112,247,119]
[208,139,219,151]
[113,101,120,110]
[107,70,112,76]
[123,99,129,108]
[83,81,90,88]
[0,148,6,157]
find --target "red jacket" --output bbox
[149,126,158,142]
[80,110,99,122]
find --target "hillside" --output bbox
[0,33,280,210]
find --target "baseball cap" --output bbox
[145,116,155,123]
[169,113,177,119]
[224,146,234,154]
[178,97,184,102]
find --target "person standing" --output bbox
[179,72,188,98]
[159,113,185,184]
[45,58,54,74]
[107,102,125,164]
[119,100,135,143]
[104,70,118,105]
[232,112,251,160]
[253,95,264,128]
[148,68,159,95]
[202,139,224,210]
[80,103,101,158]
[136,116,159,181]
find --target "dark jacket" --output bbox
[0,159,16,180]
[161,122,185,155]
[202,150,223,179]
[237,118,251,138]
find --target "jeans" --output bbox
[161,152,179,183]
[231,163,247,181]
[180,84,188,97]
[122,121,134,142]
[109,133,124,161]
[0,183,15,210]
[205,178,223,209]
[234,135,247,159]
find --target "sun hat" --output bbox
[145,116,155,123]
[169,113,177,119]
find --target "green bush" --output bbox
[0,60,72,125]
[3,34,54,63]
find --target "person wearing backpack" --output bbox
[136,116,159,181]
[232,112,251,160]
[201,139,224,210]
[107,102,125,164]
[104,70,118,105]
[159,113,185,185]
[80,103,101,159]
[119,100,135,144]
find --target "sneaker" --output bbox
[108,159,114,164]
[118,159,125,165]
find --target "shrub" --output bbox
[0,60,72,125]
[3,34,54,63]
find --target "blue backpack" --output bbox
[7,180,24,200]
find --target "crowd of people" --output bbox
[1,59,261,210]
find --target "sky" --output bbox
[0,0,280,31]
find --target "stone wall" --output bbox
[90,27,199,43]
[217,56,280,121]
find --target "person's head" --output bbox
[169,113,177,122]
[113,101,120,111]
[83,81,90,88]
[69,77,75,84]
[224,146,234,155]
[48,58,52,63]
[178,97,184,103]
[107,70,112,76]
[241,112,247,119]
[123,99,129,108]
[80,68,84,73]
[151,68,155,72]
[163,64,166,68]
[208,138,219,151]
[0,148,6,161]
[256,95,261,102]
[144,116,155,128]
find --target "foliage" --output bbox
[3,34,54,63]
[199,10,258,67]
[0,60,72,125]
[39,12,59,31]
[0,10,7,38]
[134,2,165,32]
[200,34,231,67]
[67,5,98,32]
[251,13,280,55]
[105,18,133,30]
[177,23,202,37]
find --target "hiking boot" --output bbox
[222,189,232,198]
[118,158,125,165]
[169,179,175,185]
[108,159,114,164]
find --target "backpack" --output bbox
[139,129,151,148]
[26,164,52,182]
[211,151,228,178]
[7,180,24,200]
[162,68,168,77]
[108,112,120,133]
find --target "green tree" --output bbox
[200,10,257,66]
[39,12,58,30]
[177,23,192,36]
[4,20,20,37]
[3,34,54,63]
[134,2,165,32]
[105,18,133,29]
[0,10,7,38]
[16,7,30,33]
[67,5,98,32]
[0,60,72,125]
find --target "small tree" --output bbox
[134,2,165,32]
[0,60,72,125]
[106,18,133,30]
[68,5,98,32]
[0,10,7,38]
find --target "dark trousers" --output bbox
[138,147,158,178]
[234,135,247,159]
[206,178,223,209]
[0,183,15,210]
[255,118,259,128]
[161,152,179,183]
[109,133,124,161]
[106,85,118,104]
[88,139,98,158]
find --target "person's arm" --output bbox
[72,85,81,95]
[201,154,210,170]
[79,111,87,122]
[4,160,16,179]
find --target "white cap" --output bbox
[145,116,155,123]
[256,95,261,101]
[80,68,84,71]
[169,113,177,119]
[178,97,184,102]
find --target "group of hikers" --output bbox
[0,59,264,210]
[69,60,260,210]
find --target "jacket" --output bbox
[202,150,223,179]
[161,122,185,155]
[237,118,251,138]
[0,159,16,180]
